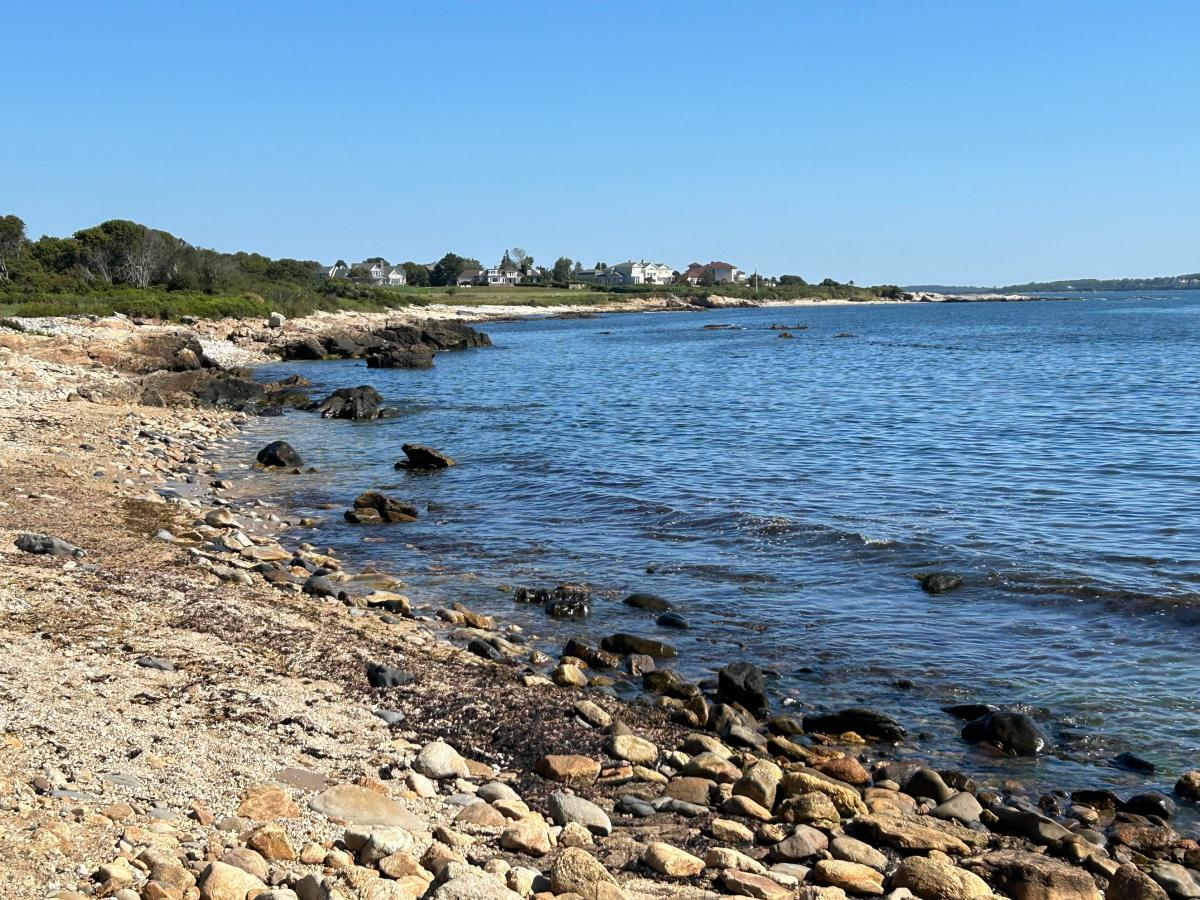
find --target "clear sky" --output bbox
[4,1,1197,286]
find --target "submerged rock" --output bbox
[624,593,672,612]
[256,440,303,468]
[805,708,906,742]
[920,571,964,594]
[600,633,677,658]
[961,711,1050,756]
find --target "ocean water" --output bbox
[239,292,1200,804]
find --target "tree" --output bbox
[0,215,27,283]
[402,262,430,286]
[819,277,840,287]
[698,267,717,287]
[430,252,466,286]
[348,265,373,282]
[779,275,807,286]
[508,247,532,274]
[552,256,573,284]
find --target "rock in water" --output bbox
[920,571,964,594]
[256,441,303,468]
[350,492,418,523]
[396,443,456,470]
[805,707,906,742]
[717,661,768,715]
[624,593,672,612]
[14,532,84,557]
[961,711,1050,756]
[311,385,391,420]
[600,633,677,658]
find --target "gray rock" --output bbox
[366,662,413,688]
[931,791,983,824]
[15,532,84,557]
[616,795,656,817]
[830,836,887,871]
[428,862,523,900]
[548,791,612,836]
[135,656,175,672]
[414,741,470,780]
[769,825,829,861]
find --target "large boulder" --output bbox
[257,440,303,468]
[962,851,1100,900]
[310,385,392,420]
[366,345,436,369]
[961,711,1051,756]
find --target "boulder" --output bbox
[548,791,612,836]
[717,661,769,715]
[256,441,303,468]
[414,741,470,779]
[600,633,677,658]
[1177,771,1200,801]
[309,785,426,830]
[396,443,456,470]
[14,532,84,557]
[642,842,704,877]
[961,711,1050,756]
[427,862,522,900]
[811,859,885,895]
[1107,864,1168,900]
[311,385,391,420]
[350,492,418,523]
[367,345,436,369]
[197,861,266,900]
[536,754,600,787]
[550,847,623,899]
[962,851,1100,900]
[804,708,905,742]
[624,593,671,612]
[891,856,993,899]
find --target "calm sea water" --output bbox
[239,293,1200,804]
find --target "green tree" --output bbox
[431,252,466,286]
[402,262,430,286]
[0,215,28,283]
[552,256,573,284]
[698,267,717,287]
[779,274,807,286]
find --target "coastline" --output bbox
[0,312,1194,900]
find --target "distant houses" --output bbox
[321,253,747,289]
[326,260,407,286]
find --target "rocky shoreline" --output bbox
[0,312,1197,900]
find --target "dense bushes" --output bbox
[0,214,435,321]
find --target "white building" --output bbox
[325,260,407,285]
[485,260,521,286]
[608,260,675,285]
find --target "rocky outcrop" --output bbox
[279,321,490,369]
[346,491,418,524]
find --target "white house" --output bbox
[325,260,407,285]
[485,260,522,286]
[608,260,675,285]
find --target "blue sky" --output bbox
[3,1,1197,285]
